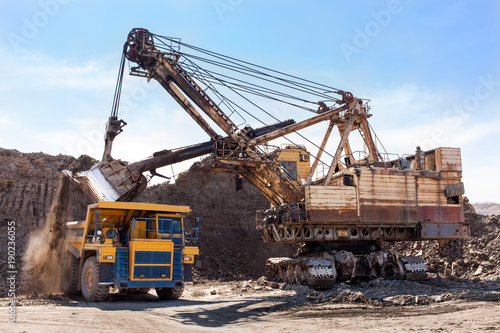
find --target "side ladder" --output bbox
[115,247,129,290]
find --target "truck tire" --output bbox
[155,287,184,300]
[62,253,80,295]
[81,256,110,302]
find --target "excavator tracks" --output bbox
[266,258,337,288]
[265,251,428,289]
[399,256,428,281]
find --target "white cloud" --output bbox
[0,48,116,91]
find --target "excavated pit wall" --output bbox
[0,149,94,295]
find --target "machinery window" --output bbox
[158,216,182,234]
[280,161,297,181]
[343,175,354,186]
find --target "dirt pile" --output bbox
[316,278,500,305]
[389,198,500,281]
[198,276,499,308]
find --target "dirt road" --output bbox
[2,279,499,332]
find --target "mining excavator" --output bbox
[65,28,470,288]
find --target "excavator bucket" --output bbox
[63,159,147,202]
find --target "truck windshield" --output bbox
[158,216,182,234]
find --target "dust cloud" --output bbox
[20,155,95,294]
[21,175,72,294]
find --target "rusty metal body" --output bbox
[257,147,469,245]
[256,145,467,287]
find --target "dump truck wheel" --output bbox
[155,287,184,300]
[81,256,109,302]
[62,253,80,295]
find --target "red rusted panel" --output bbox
[309,209,358,222]
[418,205,462,223]
[359,205,418,224]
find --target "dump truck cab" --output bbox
[63,201,199,302]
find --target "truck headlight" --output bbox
[183,256,192,262]
[104,255,113,260]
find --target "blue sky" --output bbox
[1,0,499,202]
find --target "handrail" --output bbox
[129,217,181,240]
[184,218,200,246]
[85,222,117,244]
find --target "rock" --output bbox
[387,210,500,281]
[270,282,279,289]
[210,290,217,295]
[256,276,268,286]
[253,285,263,291]
[463,197,475,213]
[306,294,316,301]
[368,278,384,287]
[482,261,494,270]
[451,262,463,275]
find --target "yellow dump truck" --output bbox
[62,201,199,302]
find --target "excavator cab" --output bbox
[276,144,311,185]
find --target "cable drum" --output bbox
[127,28,153,52]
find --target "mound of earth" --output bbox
[388,198,500,281]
